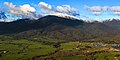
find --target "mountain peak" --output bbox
[107,18,120,21]
[44,13,80,20]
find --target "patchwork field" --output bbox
[0,37,120,60]
[0,40,56,60]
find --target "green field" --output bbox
[0,40,56,60]
[0,37,120,60]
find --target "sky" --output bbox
[0,0,120,22]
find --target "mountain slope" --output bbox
[0,15,119,41]
[103,18,120,30]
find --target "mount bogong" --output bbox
[0,15,120,41]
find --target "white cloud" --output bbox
[38,2,79,16]
[0,18,14,22]
[3,2,81,21]
[110,6,120,12]
[92,12,101,16]
[85,6,102,12]
[56,5,79,16]
[85,6,120,16]
[102,6,109,11]
[85,6,102,16]
[5,18,14,22]
[20,4,36,13]
[38,2,79,19]
[3,2,43,20]
[4,2,16,8]
[112,12,120,15]
[38,2,53,13]
[45,12,80,20]
[0,19,4,22]
[39,2,52,10]
[4,2,36,17]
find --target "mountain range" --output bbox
[0,15,120,41]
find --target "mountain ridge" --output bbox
[0,15,119,41]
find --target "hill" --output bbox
[0,15,119,41]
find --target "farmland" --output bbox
[0,36,120,60]
[0,39,56,60]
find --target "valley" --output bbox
[0,15,120,60]
[0,0,120,60]
[0,36,120,60]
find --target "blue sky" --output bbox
[0,0,120,21]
